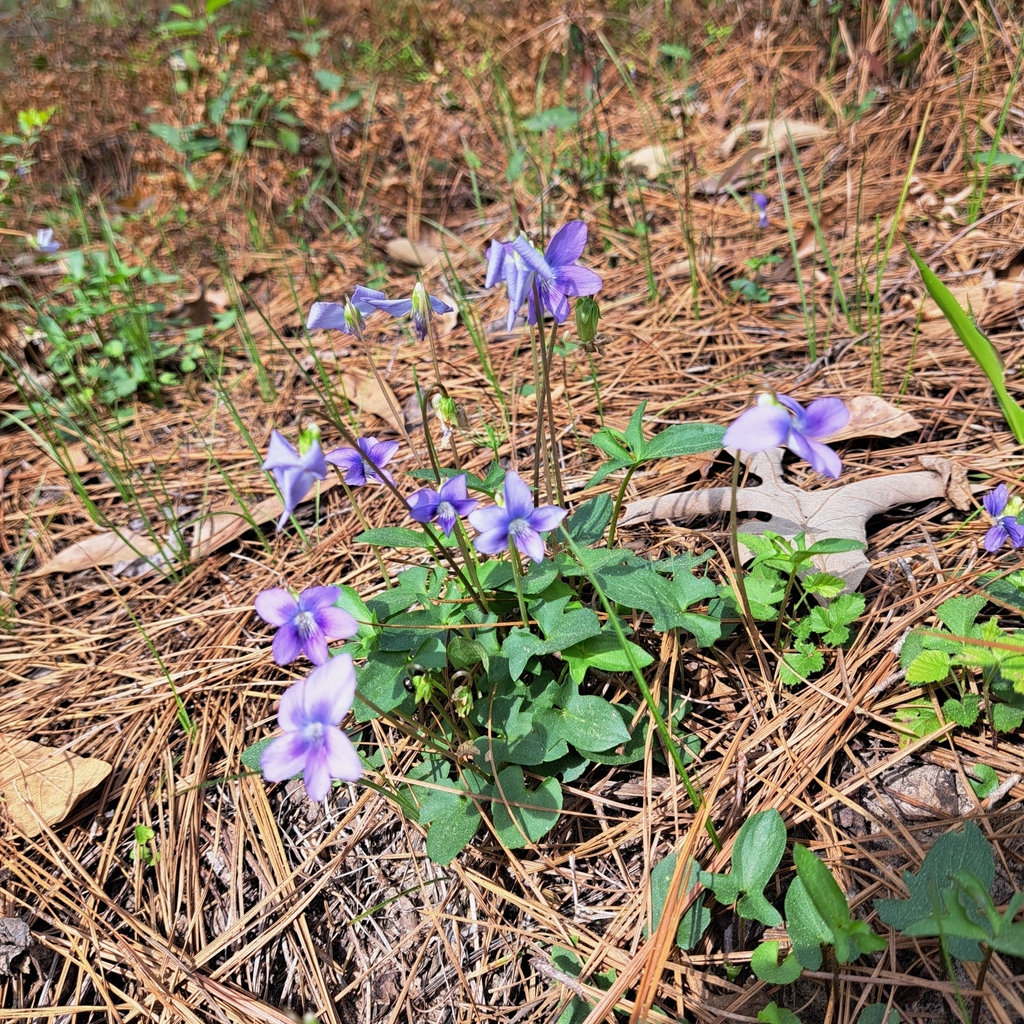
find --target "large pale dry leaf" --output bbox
[0,737,111,838]
[27,530,164,578]
[339,372,404,431]
[920,278,1024,324]
[827,395,920,441]
[623,145,672,178]
[621,448,958,591]
[718,119,829,157]
[386,237,440,267]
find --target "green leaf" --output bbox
[566,493,612,545]
[942,693,981,728]
[522,106,579,131]
[703,809,785,926]
[315,69,344,93]
[643,422,727,459]
[240,736,274,773]
[555,692,631,752]
[352,651,412,721]
[906,649,951,684]
[447,636,489,672]
[562,632,653,684]
[992,702,1024,731]
[805,537,867,555]
[968,762,999,798]
[936,594,987,636]
[488,766,562,848]
[907,240,1024,443]
[278,128,301,155]
[856,1005,899,1024]
[758,1003,802,1024]
[646,854,709,950]
[801,573,846,600]
[785,875,832,970]
[420,783,482,865]
[750,942,802,984]
[354,526,443,548]
[590,428,634,463]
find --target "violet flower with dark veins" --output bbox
[407,474,478,536]
[982,483,1024,552]
[325,436,399,486]
[262,428,328,530]
[722,392,849,479]
[260,653,362,802]
[468,470,567,563]
[255,585,358,665]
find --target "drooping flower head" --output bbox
[722,392,849,479]
[34,228,60,254]
[255,586,358,665]
[468,470,567,563]
[262,426,329,530]
[982,483,1024,553]
[508,221,603,326]
[362,282,453,341]
[306,285,387,336]
[407,475,478,536]
[260,653,363,802]
[752,193,769,229]
[325,436,399,486]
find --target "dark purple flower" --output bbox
[260,653,362,802]
[325,436,399,486]
[983,483,1024,552]
[407,475,478,536]
[255,586,358,665]
[468,470,567,562]
[752,193,769,229]
[509,221,603,326]
[306,286,388,335]
[262,429,329,530]
[722,393,849,479]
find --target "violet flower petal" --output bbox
[271,624,304,666]
[260,732,312,782]
[984,484,1009,518]
[985,523,1009,553]
[502,471,536,519]
[468,506,510,534]
[474,525,512,556]
[527,504,568,534]
[798,397,850,438]
[255,588,299,626]
[556,264,603,296]
[787,431,842,480]
[322,725,363,782]
[545,221,588,267]
[721,403,792,450]
[512,525,545,563]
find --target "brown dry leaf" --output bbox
[432,294,458,338]
[623,145,672,178]
[190,478,340,559]
[27,530,164,578]
[166,287,213,326]
[107,186,157,215]
[0,917,31,976]
[917,454,974,510]
[827,395,920,442]
[621,448,954,591]
[386,237,440,267]
[0,737,111,838]
[718,119,830,157]
[694,146,769,195]
[339,372,404,431]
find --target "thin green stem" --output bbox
[730,454,772,683]
[606,463,639,549]
[508,543,530,627]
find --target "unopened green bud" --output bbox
[344,298,365,338]
[411,281,430,340]
[297,422,321,455]
[576,296,600,343]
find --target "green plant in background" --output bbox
[0,106,54,207]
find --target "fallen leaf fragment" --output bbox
[827,395,921,442]
[386,237,440,267]
[27,530,164,578]
[0,737,111,838]
[0,918,31,976]
[718,119,829,157]
[623,145,672,178]
[339,372,404,431]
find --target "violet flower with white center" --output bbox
[306,285,387,335]
[407,475,478,536]
[468,470,567,563]
[752,193,769,229]
[982,483,1024,552]
[722,392,849,479]
[324,436,399,486]
[509,221,603,326]
[260,653,363,802]
[363,281,453,341]
[262,428,329,530]
[255,586,358,665]
[34,228,60,254]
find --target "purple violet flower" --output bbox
[468,470,567,563]
[509,221,603,326]
[364,281,452,341]
[722,392,849,479]
[306,285,387,335]
[35,228,60,254]
[407,475,478,536]
[255,586,358,665]
[982,483,1024,552]
[752,193,769,229]
[325,436,399,486]
[263,429,329,530]
[260,653,363,802]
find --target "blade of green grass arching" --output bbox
[772,151,817,359]
[906,240,1024,443]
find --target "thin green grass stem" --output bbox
[508,544,530,627]
[606,464,639,550]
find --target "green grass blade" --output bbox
[906,241,1024,443]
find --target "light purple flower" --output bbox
[982,484,1024,552]
[722,393,849,479]
[255,586,358,665]
[263,429,329,530]
[306,285,388,334]
[468,470,567,563]
[260,653,363,802]
[752,193,769,229]
[364,281,452,340]
[35,228,60,254]
[325,436,399,486]
[509,221,603,326]
[407,475,478,536]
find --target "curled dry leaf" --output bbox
[621,448,959,592]
[718,119,829,157]
[826,395,920,442]
[26,530,164,578]
[386,237,440,267]
[623,145,672,178]
[0,918,31,976]
[0,737,111,838]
